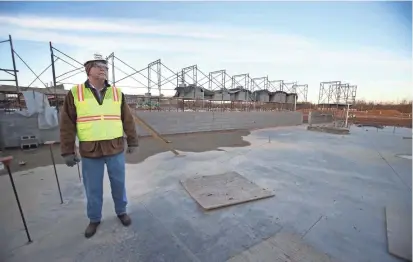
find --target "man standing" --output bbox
[60,54,138,238]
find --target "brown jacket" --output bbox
[60,80,138,158]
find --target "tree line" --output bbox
[299,100,412,114]
[352,99,412,113]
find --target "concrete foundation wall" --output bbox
[254,92,270,102]
[0,111,303,148]
[308,111,334,125]
[134,111,303,136]
[230,91,250,101]
[212,92,230,101]
[175,87,205,100]
[286,94,297,104]
[270,93,286,103]
[0,112,60,149]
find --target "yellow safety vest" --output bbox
[71,83,123,141]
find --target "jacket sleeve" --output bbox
[121,93,139,147]
[60,91,77,156]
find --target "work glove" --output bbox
[126,146,138,154]
[63,154,81,167]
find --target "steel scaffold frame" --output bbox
[318,81,357,106]
[0,35,20,109]
[1,35,330,112]
[292,84,308,103]
[1,35,60,110]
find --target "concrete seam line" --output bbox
[141,203,202,262]
[301,215,323,239]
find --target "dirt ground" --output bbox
[301,111,412,128]
[0,130,250,175]
[351,116,412,128]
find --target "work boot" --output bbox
[84,221,100,238]
[117,213,132,227]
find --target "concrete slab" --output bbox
[138,188,280,262]
[0,125,411,262]
[227,232,336,262]
[181,171,274,210]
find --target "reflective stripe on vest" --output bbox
[71,84,123,142]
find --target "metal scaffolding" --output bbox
[231,73,250,90]
[106,55,148,91]
[49,41,89,112]
[292,84,308,102]
[268,80,284,92]
[46,42,311,108]
[348,85,357,104]
[147,60,161,95]
[318,81,357,105]
[1,35,57,110]
[1,34,321,113]
[282,81,298,93]
[208,70,228,91]
[250,76,268,92]
[0,35,20,109]
[0,35,19,91]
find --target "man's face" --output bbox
[88,61,108,80]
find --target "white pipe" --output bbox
[345,104,350,128]
[111,53,115,85]
[294,94,297,111]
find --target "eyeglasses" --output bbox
[92,62,109,70]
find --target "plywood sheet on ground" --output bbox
[180,171,274,210]
[385,206,412,261]
[227,232,336,262]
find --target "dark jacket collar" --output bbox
[84,79,111,89]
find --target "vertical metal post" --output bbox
[208,72,212,90]
[222,73,226,112]
[176,72,179,112]
[9,35,21,110]
[9,35,19,92]
[147,65,151,95]
[76,162,81,182]
[294,94,297,111]
[176,72,179,88]
[48,145,63,204]
[345,104,350,128]
[111,53,115,85]
[157,61,161,96]
[2,157,32,243]
[49,42,59,113]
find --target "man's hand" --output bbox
[63,154,81,167]
[126,146,138,154]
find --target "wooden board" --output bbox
[227,232,336,262]
[132,114,180,156]
[385,206,412,261]
[180,171,274,210]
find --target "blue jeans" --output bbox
[81,152,127,223]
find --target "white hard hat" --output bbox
[83,53,107,66]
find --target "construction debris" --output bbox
[307,125,350,135]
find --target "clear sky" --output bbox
[0,1,411,103]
